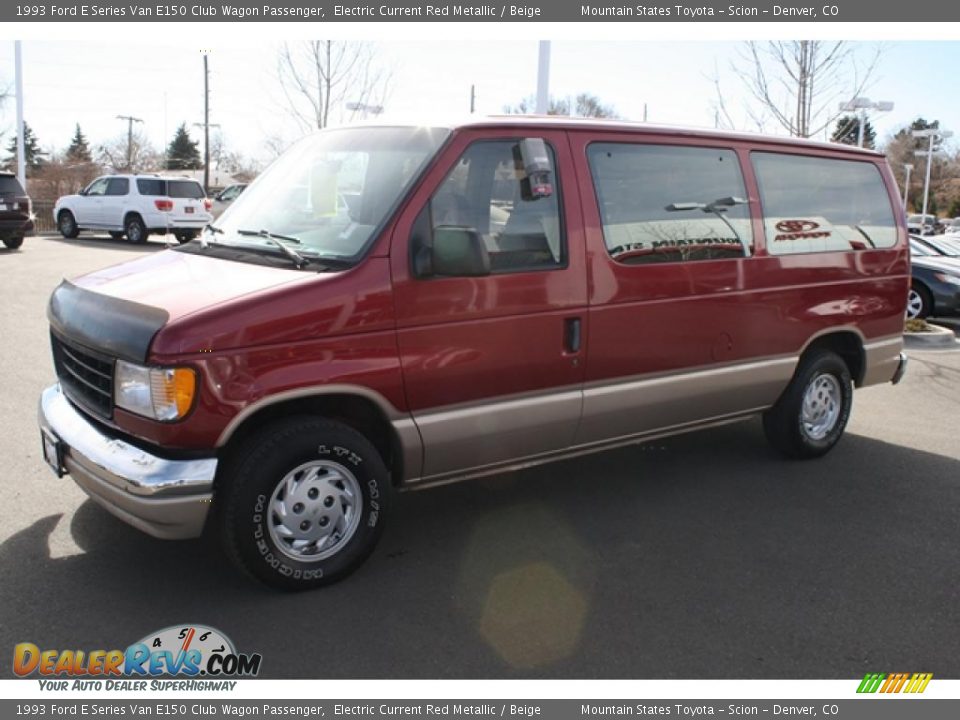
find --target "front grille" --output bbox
[51,333,114,419]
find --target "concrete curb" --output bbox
[904,322,959,349]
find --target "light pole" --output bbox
[913,128,953,222]
[902,163,913,211]
[14,41,25,187]
[535,41,551,114]
[345,102,384,120]
[839,97,894,147]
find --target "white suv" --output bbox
[53,174,213,244]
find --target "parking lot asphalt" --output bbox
[2,234,959,679]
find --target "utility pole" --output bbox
[115,115,143,171]
[202,53,210,192]
[470,85,476,114]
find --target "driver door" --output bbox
[389,129,588,482]
[76,177,108,226]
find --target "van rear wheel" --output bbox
[763,350,852,459]
[219,417,389,590]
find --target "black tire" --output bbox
[124,215,147,244]
[219,417,389,590]
[907,283,932,320]
[2,235,24,249]
[109,231,125,240]
[174,231,196,244]
[763,350,852,459]
[58,211,79,239]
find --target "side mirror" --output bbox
[516,138,553,199]
[430,227,490,277]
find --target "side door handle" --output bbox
[564,317,582,354]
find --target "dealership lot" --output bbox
[1,235,959,679]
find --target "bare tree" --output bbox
[714,41,882,138]
[96,130,162,173]
[28,151,100,203]
[277,41,391,131]
[505,92,619,118]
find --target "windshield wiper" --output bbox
[200,223,224,248]
[236,229,309,268]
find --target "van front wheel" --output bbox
[763,351,852,459]
[219,417,389,590]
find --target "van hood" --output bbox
[49,249,313,362]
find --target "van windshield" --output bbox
[208,126,449,264]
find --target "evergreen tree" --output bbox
[831,114,876,149]
[165,123,202,170]
[4,122,46,174]
[65,124,92,163]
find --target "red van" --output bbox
[38,118,909,589]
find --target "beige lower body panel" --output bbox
[413,389,582,478]
[400,341,902,488]
[861,336,904,387]
[575,356,798,446]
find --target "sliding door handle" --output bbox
[564,317,582,354]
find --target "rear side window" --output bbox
[168,180,205,199]
[587,143,753,265]
[137,179,165,196]
[105,178,129,196]
[0,176,25,194]
[752,153,897,253]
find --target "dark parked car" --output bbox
[0,172,34,249]
[908,236,960,318]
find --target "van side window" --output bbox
[752,153,897,253]
[587,144,753,265]
[428,140,564,273]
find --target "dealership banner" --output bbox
[3,0,960,23]
[3,699,960,718]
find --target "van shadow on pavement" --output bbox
[2,420,958,679]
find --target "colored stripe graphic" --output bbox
[857,672,932,694]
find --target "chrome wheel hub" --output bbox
[906,289,923,319]
[801,373,842,441]
[267,460,362,562]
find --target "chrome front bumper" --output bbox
[38,384,217,540]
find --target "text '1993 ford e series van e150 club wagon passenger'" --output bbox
[38,118,910,589]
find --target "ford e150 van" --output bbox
[38,118,910,589]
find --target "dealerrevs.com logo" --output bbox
[13,624,262,690]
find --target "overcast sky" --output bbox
[1,39,958,167]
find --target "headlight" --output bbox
[114,360,196,421]
[933,272,960,287]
